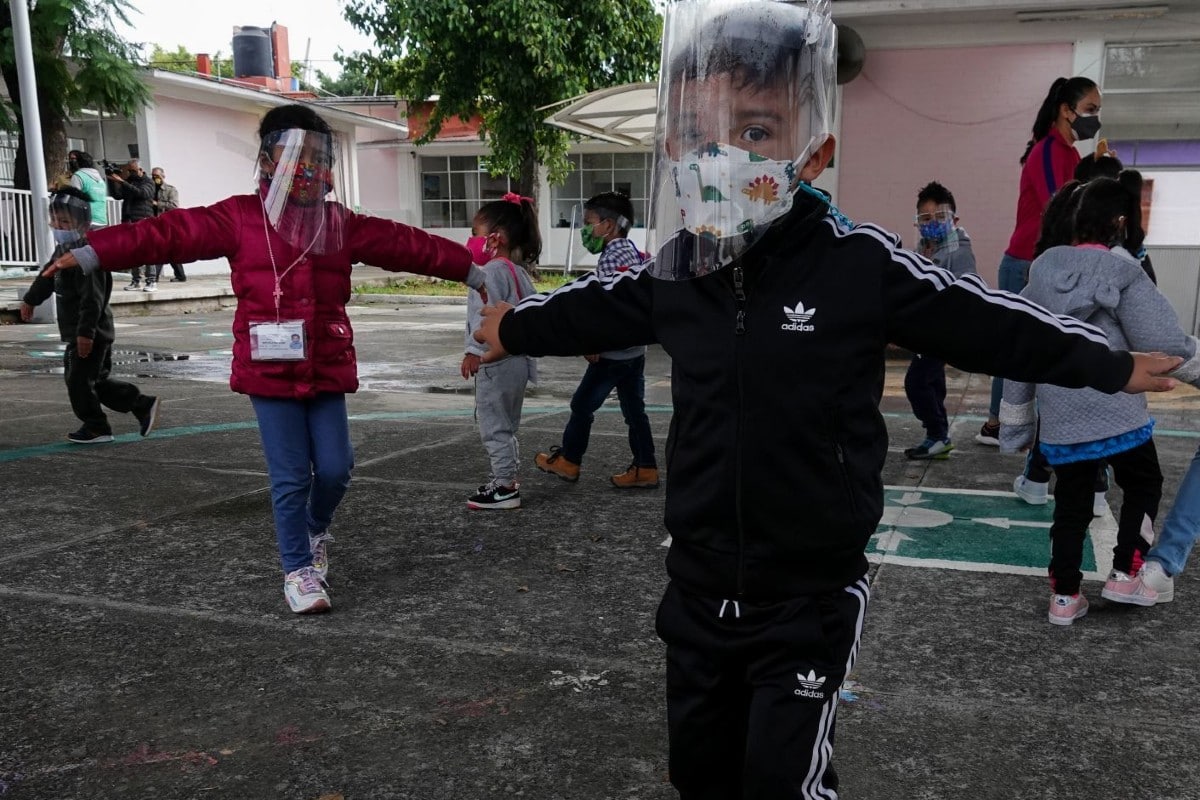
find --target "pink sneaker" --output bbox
[1048,593,1089,625]
[1100,569,1158,607]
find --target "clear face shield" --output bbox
[915,204,959,255]
[257,128,345,255]
[647,0,837,280]
[48,193,92,247]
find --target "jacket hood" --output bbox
[1029,245,1144,320]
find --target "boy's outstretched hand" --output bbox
[1125,352,1184,393]
[474,302,513,363]
[41,251,79,278]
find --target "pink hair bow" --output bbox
[503,191,533,206]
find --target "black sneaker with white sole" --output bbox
[133,395,160,437]
[467,481,521,510]
[67,426,114,444]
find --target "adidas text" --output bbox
[794,687,826,699]
[781,322,815,332]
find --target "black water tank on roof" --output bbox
[232,26,274,78]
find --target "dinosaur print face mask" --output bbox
[668,142,798,240]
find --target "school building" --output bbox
[3,2,1200,322]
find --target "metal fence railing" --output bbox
[0,187,39,269]
[0,187,122,270]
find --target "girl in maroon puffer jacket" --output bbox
[44,104,485,614]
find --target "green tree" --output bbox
[342,0,660,195]
[148,44,231,79]
[0,0,150,190]
[317,56,375,97]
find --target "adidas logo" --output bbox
[781,300,816,332]
[794,669,826,699]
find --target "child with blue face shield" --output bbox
[903,181,977,460]
[472,1,1179,795]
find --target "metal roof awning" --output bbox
[542,82,657,147]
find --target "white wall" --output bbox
[1142,171,1200,247]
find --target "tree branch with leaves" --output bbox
[342,0,660,196]
[0,0,150,190]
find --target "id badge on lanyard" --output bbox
[249,320,307,361]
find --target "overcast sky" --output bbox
[119,1,376,77]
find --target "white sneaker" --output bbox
[1013,475,1049,505]
[283,566,331,614]
[1140,560,1175,603]
[1093,491,1109,517]
[309,531,333,582]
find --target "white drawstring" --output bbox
[718,599,741,619]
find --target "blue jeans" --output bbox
[1149,444,1200,576]
[561,355,657,467]
[251,393,354,573]
[989,254,1033,417]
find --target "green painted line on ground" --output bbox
[0,405,672,464]
[873,486,1094,573]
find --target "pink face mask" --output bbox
[466,234,494,265]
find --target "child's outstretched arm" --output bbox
[883,251,1177,396]
[475,265,655,362]
[1114,274,1200,387]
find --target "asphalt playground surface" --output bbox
[3,276,1200,800]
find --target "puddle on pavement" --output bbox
[19,348,233,383]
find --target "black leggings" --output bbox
[1049,439,1161,596]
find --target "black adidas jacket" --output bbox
[499,195,1133,602]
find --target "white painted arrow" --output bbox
[870,530,914,552]
[893,492,925,506]
[972,517,1054,530]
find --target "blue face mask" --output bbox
[919,219,953,243]
[52,229,83,246]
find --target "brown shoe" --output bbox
[535,447,580,482]
[611,464,659,489]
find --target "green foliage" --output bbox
[0,0,150,187]
[341,0,660,192]
[148,43,231,77]
[0,0,150,126]
[318,58,375,97]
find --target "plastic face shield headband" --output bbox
[49,194,92,234]
[258,128,343,255]
[646,0,836,280]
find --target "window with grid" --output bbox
[1102,41,1200,141]
[419,155,512,228]
[550,152,651,229]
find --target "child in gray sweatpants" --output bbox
[461,194,540,510]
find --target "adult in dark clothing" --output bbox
[150,167,186,282]
[107,158,157,291]
[19,188,160,443]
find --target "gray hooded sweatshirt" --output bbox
[1000,245,1200,451]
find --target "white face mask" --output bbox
[668,142,799,239]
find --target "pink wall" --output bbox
[152,96,263,210]
[837,44,1074,285]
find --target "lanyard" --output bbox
[259,197,323,322]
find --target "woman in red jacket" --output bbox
[45,104,484,614]
[980,76,1102,446]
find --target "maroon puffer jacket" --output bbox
[87,194,472,398]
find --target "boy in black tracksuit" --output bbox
[474,3,1180,797]
[20,188,159,444]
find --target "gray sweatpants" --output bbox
[476,356,532,486]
